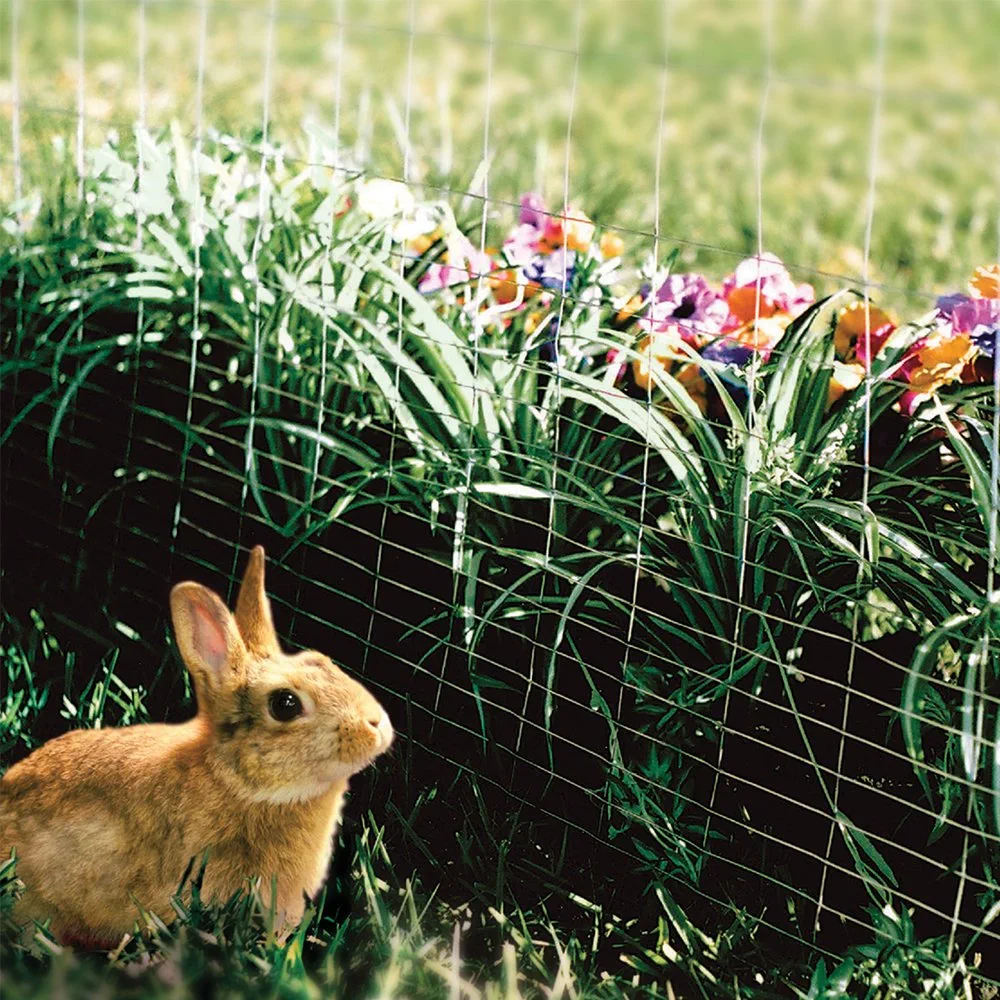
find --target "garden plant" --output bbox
[2,1,1000,997]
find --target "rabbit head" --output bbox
[170,547,393,805]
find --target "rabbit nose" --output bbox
[367,709,393,751]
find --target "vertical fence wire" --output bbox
[54,0,88,544]
[703,0,776,849]
[4,0,1000,979]
[107,0,148,593]
[361,0,418,680]
[75,0,85,203]
[515,0,585,756]
[332,0,345,157]
[8,0,23,363]
[171,0,210,557]
[619,0,671,725]
[231,0,277,593]
[432,0,495,724]
[813,0,891,936]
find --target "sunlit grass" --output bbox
[2,1,999,995]
[2,0,999,310]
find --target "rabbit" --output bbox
[0,546,393,950]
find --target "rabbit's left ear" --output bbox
[171,583,248,699]
[234,546,281,658]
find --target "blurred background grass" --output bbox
[2,0,999,315]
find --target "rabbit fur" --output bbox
[0,546,393,949]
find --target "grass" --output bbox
[2,0,1000,310]
[2,129,999,995]
[1,610,991,1000]
[2,0,1000,996]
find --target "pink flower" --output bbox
[640,273,729,344]
[502,223,544,267]
[519,192,546,228]
[936,293,1000,335]
[606,347,626,383]
[418,234,493,294]
[721,252,814,331]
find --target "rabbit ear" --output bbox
[171,582,248,696]
[234,546,280,659]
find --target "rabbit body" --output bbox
[0,547,391,948]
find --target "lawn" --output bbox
[4,0,1000,306]
[2,1,1000,998]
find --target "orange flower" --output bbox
[674,365,708,415]
[726,284,779,325]
[970,263,1000,299]
[599,231,625,259]
[731,314,791,355]
[630,331,707,414]
[541,206,595,253]
[633,328,684,392]
[827,361,865,408]
[906,331,977,395]
[489,269,520,305]
[409,233,435,256]
[616,292,645,326]
[834,302,895,358]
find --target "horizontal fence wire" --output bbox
[7,311,990,583]
[0,98,968,308]
[5,345,998,773]
[10,528,1000,949]
[7,353,992,670]
[8,410,1000,840]
[10,508,1000,941]
[6,362,1000,777]
[3,0,1000,989]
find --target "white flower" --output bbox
[356,178,415,219]
[392,203,441,244]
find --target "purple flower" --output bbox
[701,337,753,368]
[937,294,1000,335]
[641,273,729,342]
[539,328,560,364]
[519,192,546,228]
[935,292,969,315]
[971,324,1000,359]
[700,338,751,410]
[524,248,576,291]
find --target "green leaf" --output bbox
[837,811,897,888]
[46,347,113,475]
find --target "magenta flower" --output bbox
[519,192,547,228]
[936,293,1000,335]
[640,272,730,344]
[721,252,814,331]
[502,223,544,268]
[418,234,493,294]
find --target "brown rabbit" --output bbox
[0,546,393,950]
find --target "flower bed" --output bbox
[370,175,998,423]
[2,132,1000,991]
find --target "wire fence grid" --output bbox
[2,0,1000,989]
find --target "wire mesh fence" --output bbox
[2,0,1000,994]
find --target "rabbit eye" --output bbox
[268,689,303,722]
